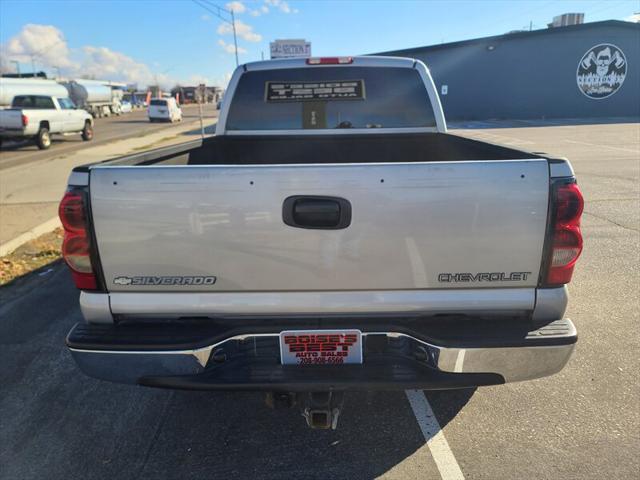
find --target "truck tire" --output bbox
[35,128,51,150]
[81,122,94,141]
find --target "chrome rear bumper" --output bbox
[67,319,576,390]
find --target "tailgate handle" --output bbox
[283,196,351,229]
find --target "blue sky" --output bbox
[0,0,638,88]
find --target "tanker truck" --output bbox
[1,78,123,118]
[62,80,122,118]
[0,78,68,108]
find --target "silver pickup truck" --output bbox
[0,94,94,149]
[60,56,583,429]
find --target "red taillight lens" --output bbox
[545,182,584,286]
[59,192,86,232]
[555,183,584,223]
[21,114,29,127]
[306,57,353,65]
[59,190,98,290]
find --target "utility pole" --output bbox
[30,55,36,75]
[11,60,20,77]
[529,20,533,31]
[231,9,239,67]
[193,0,239,66]
[198,83,205,140]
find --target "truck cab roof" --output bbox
[243,55,418,72]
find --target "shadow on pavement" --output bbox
[0,265,475,479]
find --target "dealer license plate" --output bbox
[279,329,363,365]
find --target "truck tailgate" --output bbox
[0,110,23,129]
[90,159,549,292]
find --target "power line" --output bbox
[192,0,239,66]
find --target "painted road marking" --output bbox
[406,389,465,480]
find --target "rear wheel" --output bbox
[35,128,51,150]
[81,122,93,141]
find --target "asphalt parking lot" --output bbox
[0,120,638,479]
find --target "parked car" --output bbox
[119,100,133,114]
[0,94,93,149]
[148,97,182,122]
[61,56,582,430]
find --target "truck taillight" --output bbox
[21,114,28,127]
[306,57,353,65]
[544,182,584,286]
[59,189,97,290]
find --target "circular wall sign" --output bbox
[577,43,627,99]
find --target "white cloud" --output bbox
[218,39,248,55]
[1,23,236,89]
[218,71,233,87]
[201,14,211,21]
[217,19,261,42]
[625,13,639,22]
[0,24,177,88]
[80,46,173,87]
[187,74,211,86]
[265,0,296,14]
[3,24,76,69]
[226,1,246,13]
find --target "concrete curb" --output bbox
[0,216,61,257]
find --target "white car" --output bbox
[119,101,133,114]
[148,98,182,123]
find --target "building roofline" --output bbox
[372,20,639,56]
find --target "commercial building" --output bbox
[375,20,639,121]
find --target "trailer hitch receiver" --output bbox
[299,391,345,430]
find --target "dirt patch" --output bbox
[0,228,63,286]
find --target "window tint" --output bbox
[150,99,167,106]
[12,95,56,109]
[58,98,76,110]
[226,67,436,131]
[12,96,34,108]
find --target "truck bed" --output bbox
[80,132,541,169]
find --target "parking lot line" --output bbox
[405,389,465,480]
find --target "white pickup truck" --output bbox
[60,56,583,429]
[0,95,93,149]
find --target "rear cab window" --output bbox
[12,95,56,109]
[150,100,167,106]
[226,66,436,131]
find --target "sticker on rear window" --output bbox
[265,80,365,102]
